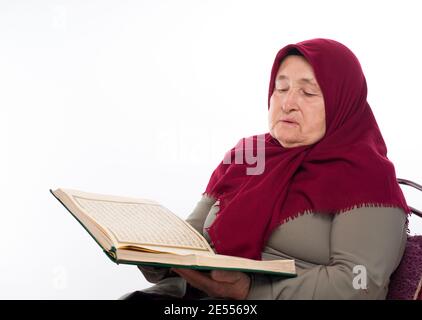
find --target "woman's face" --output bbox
[268,55,326,148]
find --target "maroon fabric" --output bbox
[387,235,422,300]
[203,38,411,260]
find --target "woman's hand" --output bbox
[170,268,251,300]
[137,265,171,284]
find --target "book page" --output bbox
[72,195,210,251]
[117,250,296,276]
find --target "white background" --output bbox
[1,0,421,299]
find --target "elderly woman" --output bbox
[122,38,410,300]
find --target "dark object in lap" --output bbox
[122,284,210,300]
[122,291,184,300]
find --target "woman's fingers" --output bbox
[171,268,221,295]
[171,268,250,299]
[210,270,242,283]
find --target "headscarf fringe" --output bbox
[280,202,411,234]
[202,191,411,233]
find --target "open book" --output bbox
[50,188,296,277]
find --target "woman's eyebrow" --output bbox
[276,75,319,88]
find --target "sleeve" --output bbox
[138,194,217,283]
[246,206,408,300]
[185,194,217,234]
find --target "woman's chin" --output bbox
[274,138,301,148]
[274,132,299,144]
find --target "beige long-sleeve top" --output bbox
[139,195,407,300]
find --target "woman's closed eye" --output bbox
[301,89,317,97]
[275,88,317,97]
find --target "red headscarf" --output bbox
[203,38,411,260]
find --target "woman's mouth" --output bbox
[280,120,298,126]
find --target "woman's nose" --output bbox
[281,90,299,113]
